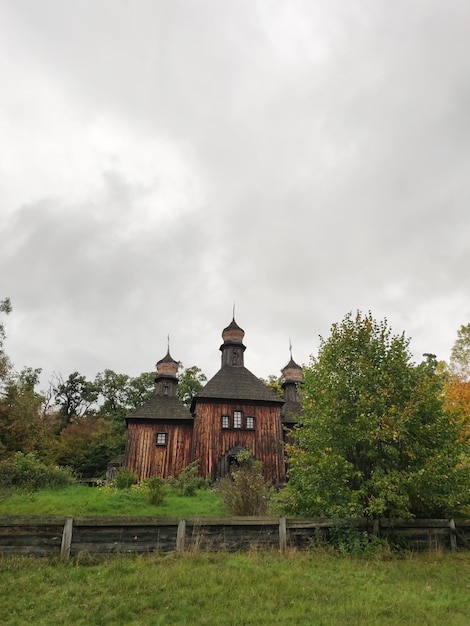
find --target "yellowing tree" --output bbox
[443,323,470,441]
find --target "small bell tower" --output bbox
[155,340,179,397]
[220,318,246,367]
[281,354,303,403]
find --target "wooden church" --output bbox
[124,317,303,484]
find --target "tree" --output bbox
[52,371,99,426]
[450,323,470,380]
[177,365,207,406]
[443,323,470,442]
[125,371,156,410]
[56,416,125,477]
[443,375,470,442]
[0,297,12,384]
[284,311,470,520]
[260,375,283,398]
[94,369,155,432]
[0,367,58,462]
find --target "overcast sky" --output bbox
[1,0,469,390]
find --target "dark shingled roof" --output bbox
[282,357,302,372]
[126,394,192,422]
[194,366,284,404]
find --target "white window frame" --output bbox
[156,432,167,446]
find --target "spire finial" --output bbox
[289,338,293,359]
[167,334,170,353]
[232,301,236,320]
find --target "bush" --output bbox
[145,476,167,506]
[0,452,75,490]
[113,467,138,489]
[216,450,272,516]
[171,461,209,497]
[328,519,384,556]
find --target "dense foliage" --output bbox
[285,311,470,519]
[0,452,75,490]
[216,450,272,515]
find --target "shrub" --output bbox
[216,450,272,516]
[172,461,209,496]
[145,476,167,506]
[113,467,138,489]
[0,452,75,490]
[328,519,384,556]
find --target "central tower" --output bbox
[190,317,285,483]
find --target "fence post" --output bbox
[279,517,287,552]
[449,519,457,551]
[61,517,73,559]
[176,519,186,552]
[372,518,380,538]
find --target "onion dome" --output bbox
[222,318,245,344]
[156,350,179,379]
[281,357,303,384]
[220,318,246,367]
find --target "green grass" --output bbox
[0,551,469,625]
[0,485,225,517]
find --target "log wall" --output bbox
[125,421,193,480]
[192,401,285,483]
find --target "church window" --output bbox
[246,416,255,430]
[234,411,242,428]
[156,432,167,446]
[221,415,229,429]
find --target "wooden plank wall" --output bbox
[192,402,285,483]
[125,422,193,481]
[1,516,470,557]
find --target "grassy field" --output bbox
[0,550,469,625]
[1,486,470,624]
[0,484,225,517]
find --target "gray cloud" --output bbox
[1,0,469,388]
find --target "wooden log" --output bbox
[287,518,369,529]
[72,516,180,526]
[71,542,172,555]
[379,519,449,529]
[186,516,280,526]
[0,515,67,526]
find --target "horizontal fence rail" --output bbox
[0,515,469,558]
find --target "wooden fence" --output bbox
[1,515,469,558]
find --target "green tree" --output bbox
[450,323,470,380]
[261,375,283,398]
[125,371,156,410]
[284,311,470,520]
[0,297,12,384]
[0,367,58,462]
[52,371,99,426]
[56,416,125,478]
[177,365,207,406]
[51,369,155,475]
